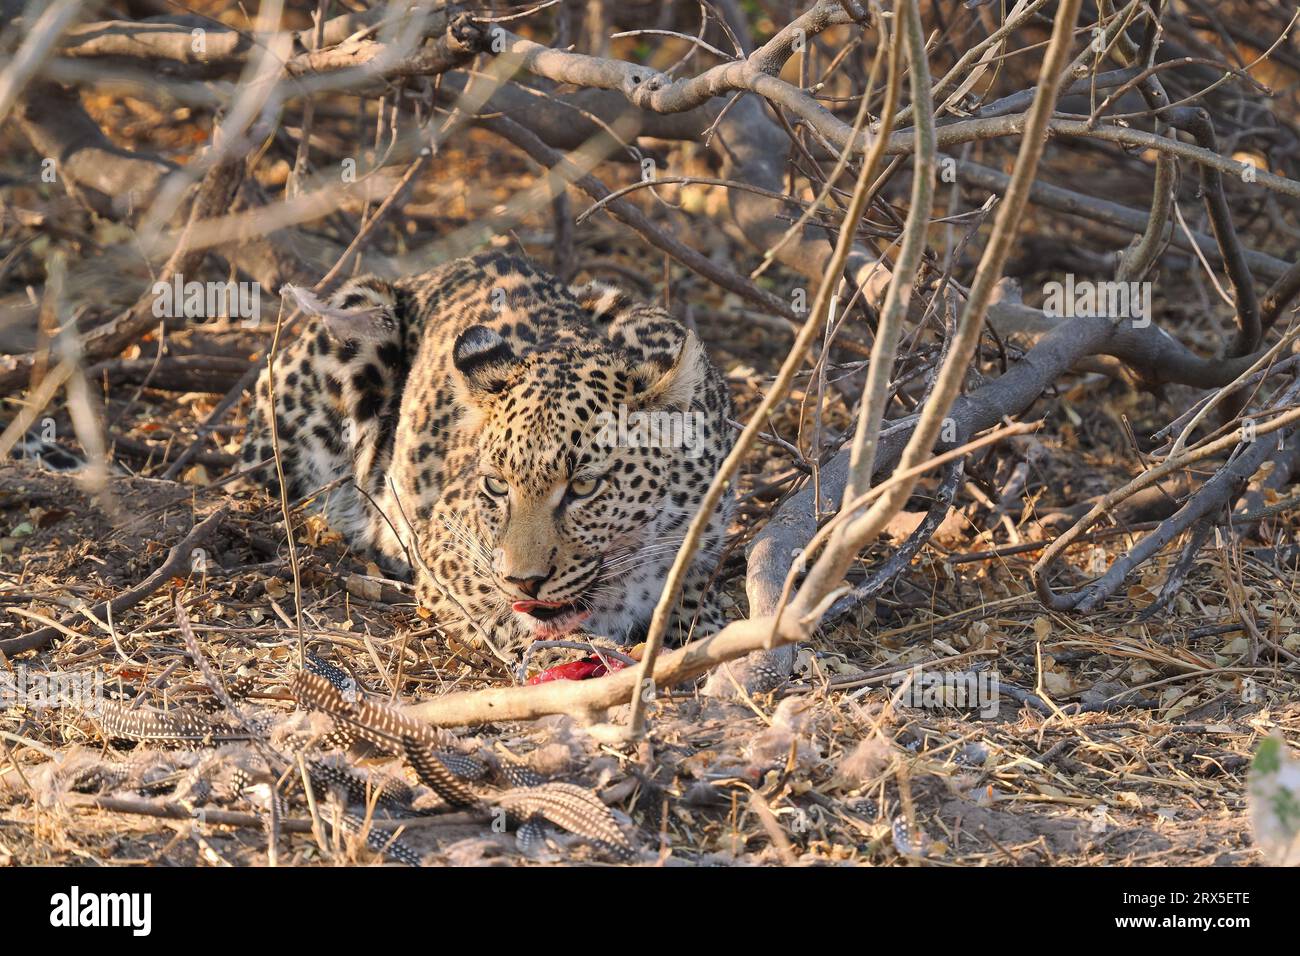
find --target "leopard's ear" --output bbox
[452,324,519,398]
[281,279,397,342]
[632,329,708,412]
[569,280,634,324]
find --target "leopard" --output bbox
[241,250,734,663]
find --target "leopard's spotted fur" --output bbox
[242,251,734,659]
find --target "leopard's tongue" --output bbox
[512,600,568,614]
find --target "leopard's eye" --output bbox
[482,475,509,497]
[568,476,601,499]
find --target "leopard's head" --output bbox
[448,321,711,639]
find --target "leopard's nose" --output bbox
[504,570,551,598]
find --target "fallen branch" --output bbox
[55,792,476,833]
[0,505,228,656]
[13,81,174,223]
[1033,384,1300,610]
[89,355,252,394]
